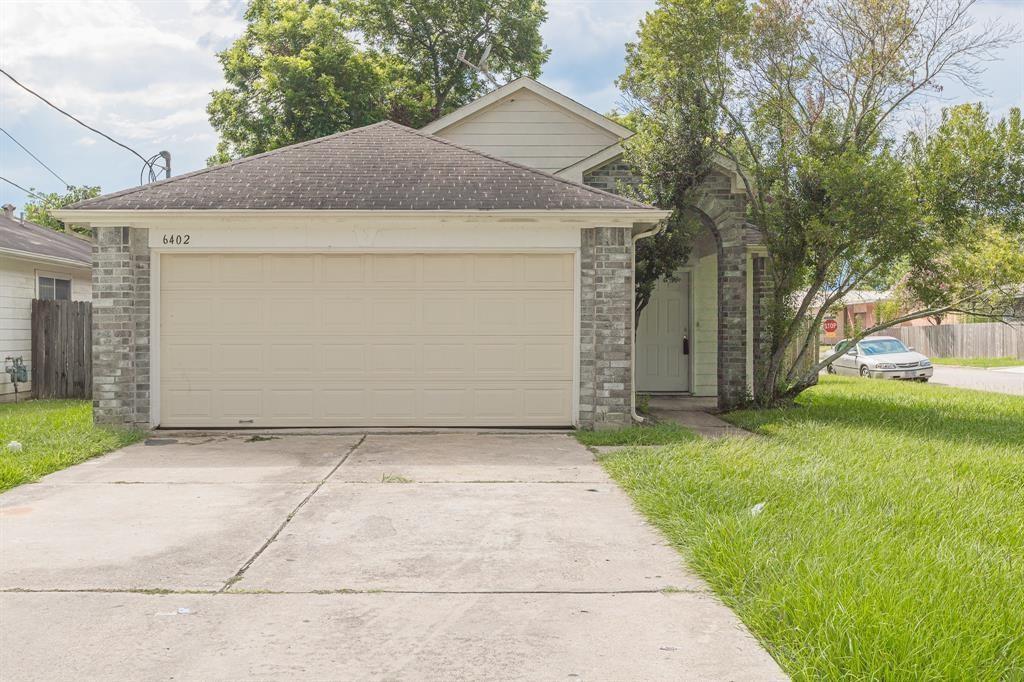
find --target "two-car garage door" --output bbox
[159,252,574,427]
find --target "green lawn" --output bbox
[932,356,1024,368]
[602,376,1024,680]
[0,400,145,492]
[575,421,698,446]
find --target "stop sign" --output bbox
[823,319,838,334]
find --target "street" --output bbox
[930,365,1024,396]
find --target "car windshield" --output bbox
[859,339,909,355]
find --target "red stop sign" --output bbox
[823,319,838,334]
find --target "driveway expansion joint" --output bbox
[217,434,367,593]
[2,587,710,596]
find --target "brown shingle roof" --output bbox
[68,121,656,212]
[0,213,91,265]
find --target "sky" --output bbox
[1,0,1022,215]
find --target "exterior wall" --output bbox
[583,160,642,195]
[92,227,150,426]
[433,90,620,173]
[583,156,757,409]
[690,239,719,397]
[751,253,773,390]
[578,226,633,429]
[0,255,90,402]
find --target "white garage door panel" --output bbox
[160,253,575,427]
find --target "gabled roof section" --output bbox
[557,141,752,195]
[0,213,91,265]
[420,77,634,139]
[65,121,657,213]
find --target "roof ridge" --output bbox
[398,124,653,210]
[69,122,395,209]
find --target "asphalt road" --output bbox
[929,365,1024,396]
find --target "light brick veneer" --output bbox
[583,157,765,411]
[92,226,150,426]
[579,226,634,429]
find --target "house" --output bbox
[819,290,974,345]
[59,78,771,430]
[0,204,92,401]
[422,79,768,403]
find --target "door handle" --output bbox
[682,335,690,355]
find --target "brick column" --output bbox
[717,239,748,408]
[579,226,633,430]
[750,253,773,401]
[92,226,150,427]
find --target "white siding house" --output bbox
[0,206,92,401]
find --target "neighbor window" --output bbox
[38,276,71,301]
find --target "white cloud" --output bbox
[0,0,1018,211]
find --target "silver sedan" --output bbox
[827,336,934,382]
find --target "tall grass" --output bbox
[603,377,1024,679]
[0,400,144,492]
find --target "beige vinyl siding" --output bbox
[0,256,91,401]
[159,252,575,427]
[433,90,621,173]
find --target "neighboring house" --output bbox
[0,204,92,401]
[60,78,771,430]
[819,290,973,345]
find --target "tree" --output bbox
[206,0,430,164]
[619,0,748,324]
[359,0,549,121]
[621,0,1020,405]
[24,185,101,237]
[207,0,550,164]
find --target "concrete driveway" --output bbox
[0,433,784,681]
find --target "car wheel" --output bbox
[860,365,870,378]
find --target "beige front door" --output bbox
[159,253,574,427]
[636,273,691,393]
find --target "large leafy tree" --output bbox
[207,0,549,164]
[24,185,101,237]
[207,0,428,164]
[359,0,549,120]
[621,0,1020,405]
[619,0,749,324]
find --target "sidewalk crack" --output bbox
[218,435,366,593]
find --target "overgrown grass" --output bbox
[602,376,1024,680]
[575,421,698,446]
[0,400,145,492]
[932,356,1024,368]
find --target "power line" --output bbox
[0,175,49,202]
[0,127,71,188]
[0,67,150,166]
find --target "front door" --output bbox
[636,273,691,392]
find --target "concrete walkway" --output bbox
[0,433,784,681]
[647,396,754,438]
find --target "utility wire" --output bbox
[0,67,150,166]
[0,127,71,188]
[0,175,49,201]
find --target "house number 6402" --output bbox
[162,234,191,245]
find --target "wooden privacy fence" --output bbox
[31,299,92,399]
[883,322,1024,360]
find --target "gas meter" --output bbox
[4,357,28,401]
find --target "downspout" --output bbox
[631,220,669,423]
